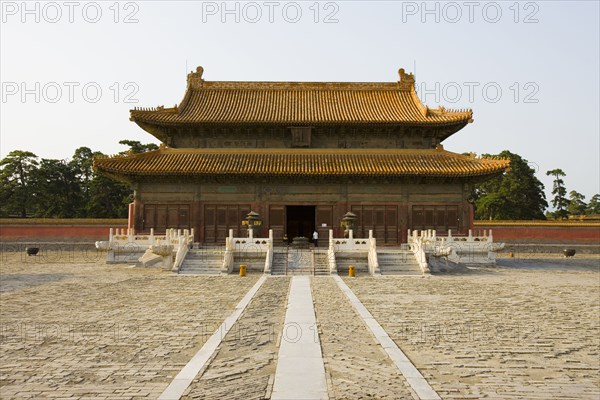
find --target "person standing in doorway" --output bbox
[312,230,319,247]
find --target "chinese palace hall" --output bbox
[94,67,509,244]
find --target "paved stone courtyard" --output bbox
[1,247,598,399]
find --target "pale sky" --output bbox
[1,1,599,202]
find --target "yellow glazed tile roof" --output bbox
[129,67,473,126]
[94,147,509,179]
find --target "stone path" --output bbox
[271,276,328,399]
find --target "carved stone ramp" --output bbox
[271,276,328,399]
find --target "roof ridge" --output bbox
[194,81,407,91]
[184,66,417,92]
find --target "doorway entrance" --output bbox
[286,206,315,241]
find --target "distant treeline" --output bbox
[0,141,157,219]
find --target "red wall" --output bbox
[0,220,127,240]
[473,223,600,244]
[2,219,598,244]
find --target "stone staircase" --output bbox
[271,248,322,276]
[377,250,422,276]
[179,249,223,275]
[313,250,331,276]
[271,251,288,276]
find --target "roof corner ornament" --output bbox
[187,65,204,88]
[398,68,415,90]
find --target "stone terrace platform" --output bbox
[0,249,598,399]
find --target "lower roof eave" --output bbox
[113,172,505,184]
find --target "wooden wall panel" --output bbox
[203,204,251,243]
[142,204,190,232]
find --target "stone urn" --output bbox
[341,211,358,238]
[150,244,174,257]
[563,248,576,258]
[26,247,39,256]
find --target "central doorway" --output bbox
[286,206,316,240]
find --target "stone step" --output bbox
[377,252,422,275]
[179,266,221,274]
[380,270,422,276]
[179,250,223,275]
[179,270,221,275]
[314,269,330,276]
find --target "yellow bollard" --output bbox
[348,265,355,277]
[239,264,247,277]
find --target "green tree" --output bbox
[586,194,600,215]
[473,151,547,220]
[87,171,130,218]
[118,140,159,154]
[546,169,569,219]
[70,147,94,206]
[33,158,81,217]
[567,190,587,216]
[0,150,39,217]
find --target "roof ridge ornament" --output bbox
[187,66,204,89]
[398,68,415,91]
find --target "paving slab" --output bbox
[271,276,328,400]
[182,276,290,400]
[311,276,416,399]
[333,275,441,400]
[158,275,267,399]
[343,259,600,400]
[0,252,261,399]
